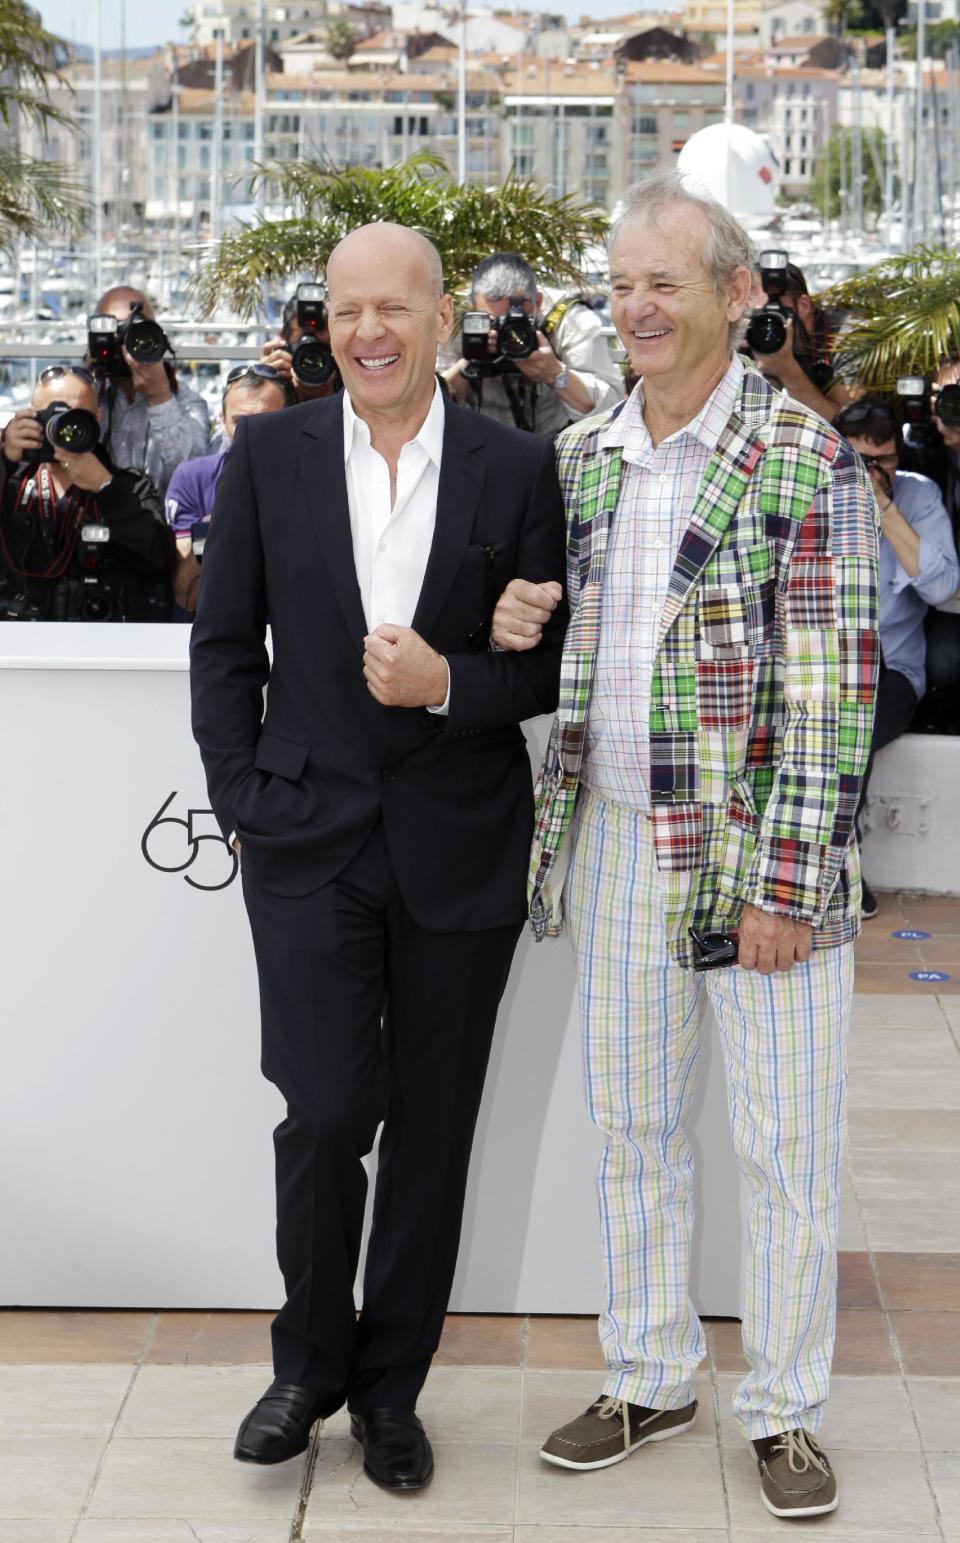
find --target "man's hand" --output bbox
[3,407,44,463]
[260,336,295,383]
[492,578,563,652]
[363,624,448,708]
[737,904,813,974]
[123,349,172,406]
[516,332,565,386]
[56,450,111,492]
[865,461,894,507]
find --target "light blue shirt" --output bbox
[880,469,960,698]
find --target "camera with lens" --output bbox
[897,376,940,448]
[745,250,791,356]
[57,523,118,622]
[461,305,539,377]
[24,400,101,465]
[291,282,336,388]
[88,302,170,378]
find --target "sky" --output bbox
[37,0,664,53]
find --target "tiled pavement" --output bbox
[3,894,960,1542]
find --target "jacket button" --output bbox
[380,769,396,782]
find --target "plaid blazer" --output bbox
[528,365,881,966]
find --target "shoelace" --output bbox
[595,1395,631,1453]
[770,1428,829,1475]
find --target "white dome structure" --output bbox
[676,123,779,222]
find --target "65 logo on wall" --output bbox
[142,792,239,891]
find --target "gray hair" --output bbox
[609,171,757,343]
[471,252,538,305]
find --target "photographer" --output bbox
[89,286,210,497]
[0,365,176,621]
[835,396,960,915]
[165,364,291,618]
[441,252,622,436]
[899,361,960,525]
[259,284,342,403]
[747,255,851,425]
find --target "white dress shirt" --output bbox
[582,352,744,809]
[342,382,449,712]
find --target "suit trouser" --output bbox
[241,817,522,1415]
[567,788,853,1441]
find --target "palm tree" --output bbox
[818,248,960,389]
[325,19,358,63]
[0,0,87,248]
[192,152,610,317]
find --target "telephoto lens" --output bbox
[117,303,169,365]
[745,307,787,355]
[497,307,539,360]
[25,401,101,464]
[936,383,960,426]
[291,335,336,387]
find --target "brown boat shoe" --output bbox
[539,1393,698,1471]
[752,1428,838,1518]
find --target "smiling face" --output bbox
[326,224,453,427]
[610,201,751,390]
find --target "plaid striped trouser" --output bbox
[567,788,853,1441]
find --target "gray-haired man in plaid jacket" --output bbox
[494,172,880,1521]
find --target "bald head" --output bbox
[33,371,99,416]
[327,223,444,304]
[325,221,452,428]
[96,285,156,322]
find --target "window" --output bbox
[633,113,657,134]
[673,112,690,129]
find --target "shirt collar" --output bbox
[342,381,445,468]
[599,352,744,457]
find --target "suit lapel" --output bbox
[411,398,486,639]
[655,379,769,650]
[298,398,368,652]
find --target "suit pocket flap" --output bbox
[254,733,310,780]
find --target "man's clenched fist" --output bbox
[491,578,563,652]
[363,624,449,708]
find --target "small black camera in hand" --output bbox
[191,516,211,562]
[24,400,100,465]
[291,282,336,388]
[88,303,170,377]
[461,304,539,379]
[897,376,939,447]
[745,250,790,356]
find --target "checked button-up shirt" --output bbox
[582,352,746,811]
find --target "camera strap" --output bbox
[501,372,536,433]
[0,467,84,580]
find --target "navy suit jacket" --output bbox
[189,390,567,930]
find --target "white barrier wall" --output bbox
[861,734,960,895]
[0,625,745,1315]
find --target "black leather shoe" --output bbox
[349,1407,434,1490]
[234,1378,330,1464]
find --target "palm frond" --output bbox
[818,247,960,389]
[0,149,88,248]
[192,156,610,319]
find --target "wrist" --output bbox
[552,361,569,391]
